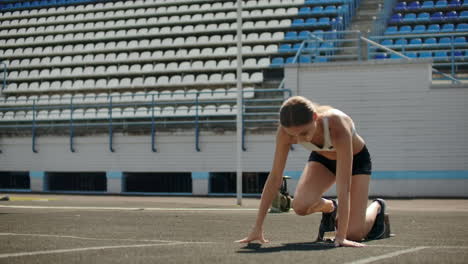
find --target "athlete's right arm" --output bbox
[236,126,292,244]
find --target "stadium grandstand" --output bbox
[0,0,467,198]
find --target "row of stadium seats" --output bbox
[379,36,466,45]
[385,23,468,33]
[297,5,345,15]
[0,0,305,14]
[7,62,269,80]
[0,33,284,52]
[4,73,264,92]
[0,8,302,29]
[0,20,296,38]
[390,10,468,23]
[374,49,468,58]
[279,41,335,52]
[394,0,468,10]
[271,55,328,65]
[291,17,342,27]
[5,47,279,68]
[0,88,256,106]
[0,104,239,121]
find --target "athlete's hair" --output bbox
[279,96,331,127]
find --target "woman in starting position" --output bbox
[237,96,388,247]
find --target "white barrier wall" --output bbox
[1,60,467,197]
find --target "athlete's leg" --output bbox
[292,162,336,216]
[346,174,380,241]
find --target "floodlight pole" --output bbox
[236,0,243,206]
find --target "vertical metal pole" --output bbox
[151,94,157,152]
[450,35,455,82]
[70,97,75,152]
[109,96,114,153]
[236,0,243,206]
[32,100,38,153]
[195,92,200,152]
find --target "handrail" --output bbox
[0,88,292,153]
[361,36,461,84]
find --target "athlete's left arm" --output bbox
[329,114,353,243]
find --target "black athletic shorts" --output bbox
[308,145,372,176]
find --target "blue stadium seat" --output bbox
[403,13,417,22]
[375,53,388,59]
[298,31,311,40]
[405,52,418,58]
[419,51,433,58]
[424,37,437,45]
[285,57,296,64]
[305,0,318,4]
[304,41,319,52]
[312,6,324,13]
[413,24,427,33]
[439,37,452,45]
[292,43,302,52]
[271,57,284,67]
[279,44,292,53]
[446,11,458,20]
[318,17,331,26]
[381,39,394,46]
[417,12,431,22]
[451,50,463,58]
[292,19,305,27]
[312,30,324,39]
[320,42,335,50]
[395,2,407,10]
[463,0,468,6]
[400,25,413,33]
[410,38,423,45]
[305,18,317,26]
[408,1,421,9]
[422,1,435,8]
[435,0,448,7]
[434,51,448,59]
[391,13,403,23]
[427,24,441,32]
[441,23,455,32]
[324,5,337,13]
[454,36,467,44]
[385,26,398,34]
[456,23,468,31]
[431,12,446,21]
[395,38,409,46]
[460,11,468,19]
[299,55,312,63]
[285,31,298,40]
[390,53,405,59]
[299,7,311,15]
[448,0,462,6]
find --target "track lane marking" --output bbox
[345,246,429,264]
[0,205,257,211]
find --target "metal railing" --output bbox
[0,61,6,91]
[368,32,467,81]
[371,0,399,36]
[0,88,292,153]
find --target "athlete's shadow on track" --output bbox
[237,242,336,254]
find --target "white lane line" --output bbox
[0,242,192,259]
[0,232,195,244]
[0,205,257,211]
[345,246,429,264]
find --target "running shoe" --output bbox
[317,199,337,241]
[367,198,389,240]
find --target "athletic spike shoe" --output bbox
[317,199,338,242]
[367,198,390,240]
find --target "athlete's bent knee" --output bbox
[292,199,321,216]
[347,228,365,241]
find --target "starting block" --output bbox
[269,176,293,213]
